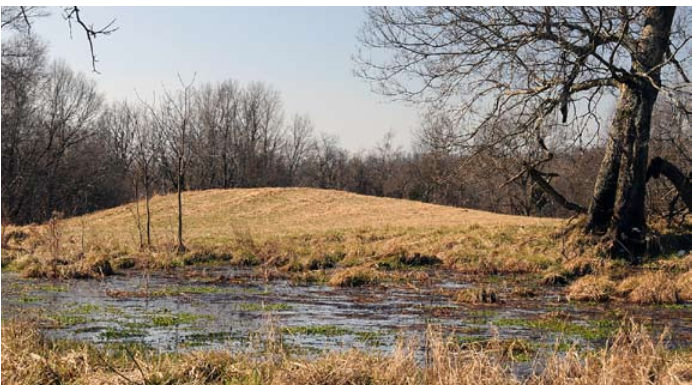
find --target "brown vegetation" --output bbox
[2,188,561,282]
[616,271,681,305]
[2,320,691,385]
[567,275,616,302]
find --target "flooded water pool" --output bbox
[3,267,692,354]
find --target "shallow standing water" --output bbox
[3,267,692,354]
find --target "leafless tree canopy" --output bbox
[358,7,690,129]
[357,6,692,257]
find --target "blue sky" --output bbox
[29,7,420,150]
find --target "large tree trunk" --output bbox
[611,85,658,255]
[586,85,628,233]
[586,7,676,258]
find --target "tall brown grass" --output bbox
[3,320,691,385]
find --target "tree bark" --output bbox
[586,85,628,233]
[647,157,692,212]
[585,6,676,258]
[611,7,676,256]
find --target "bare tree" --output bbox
[150,75,196,253]
[357,6,692,258]
[133,109,160,248]
[284,113,315,185]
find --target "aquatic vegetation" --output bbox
[3,318,692,385]
[281,325,351,337]
[237,302,293,312]
[180,331,235,346]
[493,317,617,341]
[151,312,208,327]
[34,283,68,292]
[47,314,88,327]
[354,330,390,346]
[17,295,40,303]
[69,303,101,314]
[106,284,236,298]
[100,326,147,339]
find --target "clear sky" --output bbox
[29,6,420,151]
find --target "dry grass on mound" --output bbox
[677,270,692,301]
[3,320,691,385]
[568,267,692,305]
[617,271,681,305]
[567,275,616,302]
[2,188,562,279]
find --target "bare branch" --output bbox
[63,6,118,73]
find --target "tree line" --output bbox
[2,8,690,250]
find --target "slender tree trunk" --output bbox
[144,173,151,248]
[133,177,143,250]
[177,155,185,253]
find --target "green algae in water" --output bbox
[100,327,147,339]
[282,325,351,337]
[48,314,89,327]
[151,312,208,327]
[494,317,617,341]
[237,302,293,312]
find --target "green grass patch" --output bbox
[456,335,490,344]
[180,331,235,347]
[74,326,105,334]
[48,314,89,327]
[69,303,100,314]
[35,284,68,292]
[281,325,351,337]
[237,302,293,312]
[100,327,147,339]
[18,295,41,303]
[151,285,235,296]
[354,330,390,345]
[151,312,206,327]
[494,317,617,341]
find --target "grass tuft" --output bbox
[567,275,615,302]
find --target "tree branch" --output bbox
[63,6,118,73]
[526,166,587,213]
[647,156,692,212]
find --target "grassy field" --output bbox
[2,187,562,277]
[2,187,691,302]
